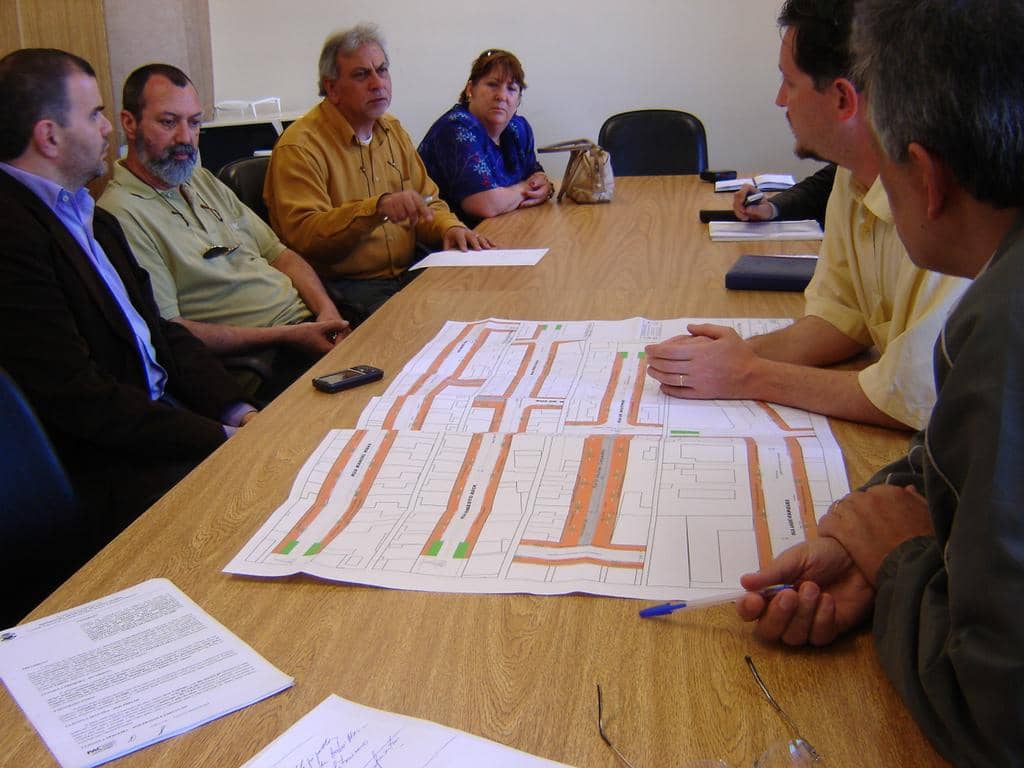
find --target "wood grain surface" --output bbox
[0,177,947,768]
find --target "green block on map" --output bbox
[304,542,323,556]
[670,429,700,436]
[555,324,563,329]
[539,324,548,330]
[619,351,628,358]
[454,542,470,559]
[280,540,298,555]
[426,540,443,556]
[637,350,646,359]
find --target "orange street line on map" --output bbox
[317,430,399,551]
[409,326,514,429]
[517,404,561,432]
[565,351,624,427]
[273,430,367,554]
[520,539,646,552]
[559,435,602,545]
[785,436,818,539]
[511,555,643,569]
[755,401,805,432]
[419,433,484,556]
[744,437,772,569]
[592,435,632,547]
[381,322,482,429]
[627,354,662,428]
[529,340,579,398]
[461,434,514,558]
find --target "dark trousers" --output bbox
[325,270,422,327]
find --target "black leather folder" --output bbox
[725,254,817,291]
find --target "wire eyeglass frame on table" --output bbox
[597,656,823,767]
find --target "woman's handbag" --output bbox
[538,139,614,204]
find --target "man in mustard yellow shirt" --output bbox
[645,0,968,430]
[265,23,492,324]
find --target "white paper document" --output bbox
[241,693,571,767]
[227,314,848,601]
[715,173,796,192]
[709,220,824,241]
[0,579,293,768]
[409,248,548,270]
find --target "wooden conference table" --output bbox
[1,177,948,767]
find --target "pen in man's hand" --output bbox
[638,584,792,618]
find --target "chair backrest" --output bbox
[0,368,79,625]
[598,109,709,176]
[217,155,271,223]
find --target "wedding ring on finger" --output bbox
[676,373,686,387]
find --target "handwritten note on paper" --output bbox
[0,579,293,768]
[241,694,573,768]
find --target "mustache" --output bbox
[158,143,197,162]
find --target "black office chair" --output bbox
[217,155,271,223]
[0,368,81,626]
[211,155,284,398]
[598,109,709,176]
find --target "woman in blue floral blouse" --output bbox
[418,49,552,224]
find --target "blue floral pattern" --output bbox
[418,104,543,224]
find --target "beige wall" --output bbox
[207,0,825,180]
[1,0,114,120]
[104,0,213,138]
[1,0,214,175]
[1,0,116,192]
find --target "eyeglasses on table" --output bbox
[596,656,823,766]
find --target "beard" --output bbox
[786,113,830,164]
[793,144,828,163]
[138,135,197,186]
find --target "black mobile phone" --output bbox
[699,169,738,183]
[312,365,383,393]
[699,209,739,223]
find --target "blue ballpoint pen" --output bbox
[638,584,793,618]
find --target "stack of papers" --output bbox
[0,579,292,768]
[242,694,571,767]
[715,173,796,193]
[709,220,824,241]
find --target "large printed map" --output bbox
[227,319,849,600]
[356,317,811,436]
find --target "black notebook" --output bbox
[725,254,817,292]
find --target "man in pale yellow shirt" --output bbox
[265,23,492,324]
[645,0,968,430]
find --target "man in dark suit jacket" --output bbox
[0,49,255,558]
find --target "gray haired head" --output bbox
[318,23,388,97]
[854,0,1024,207]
